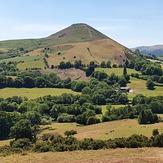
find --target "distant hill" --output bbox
[0,23,136,66]
[132,45,163,56]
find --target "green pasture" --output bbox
[0,88,80,99]
[41,119,163,140]
[101,105,126,114]
[17,60,45,70]
[0,55,45,70]
[147,58,163,68]
[127,77,163,99]
[95,68,140,76]
[0,56,44,63]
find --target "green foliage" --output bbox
[87,116,100,125]
[71,81,87,92]
[118,94,128,104]
[123,64,127,75]
[118,76,127,87]
[57,113,76,123]
[0,111,19,139]
[64,130,77,136]
[138,109,158,124]
[152,129,159,137]
[146,79,155,90]
[10,138,32,149]
[10,119,33,140]
[158,76,163,83]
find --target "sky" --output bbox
[0,0,163,48]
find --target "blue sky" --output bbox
[0,0,163,47]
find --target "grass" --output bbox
[101,105,126,115]
[17,60,45,70]
[0,139,12,147]
[0,148,162,163]
[41,119,163,140]
[96,68,140,76]
[0,24,135,66]
[0,56,44,63]
[0,55,45,70]
[147,58,163,68]
[0,88,80,99]
[127,77,163,99]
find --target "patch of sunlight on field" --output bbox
[0,88,80,99]
[96,68,140,76]
[17,60,45,70]
[0,56,44,63]
[127,77,163,99]
[40,119,163,140]
[101,105,126,114]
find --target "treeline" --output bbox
[129,58,163,76]
[1,130,163,155]
[0,87,127,140]
[0,62,18,74]
[1,94,163,140]
[0,71,72,88]
[0,69,130,94]
[102,94,163,124]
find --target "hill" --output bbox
[132,45,163,56]
[0,23,136,66]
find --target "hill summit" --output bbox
[48,23,108,44]
[0,23,136,65]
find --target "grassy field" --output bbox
[41,119,163,140]
[17,60,45,70]
[0,148,162,163]
[96,67,140,76]
[0,55,45,70]
[0,56,44,63]
[0,88,80,99]
[127,77,163,99]
[101,105,125,114]
[147,58,163,68]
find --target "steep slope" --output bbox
[132,45,163,56]
[0,23,136,65]
[47,23,109,44]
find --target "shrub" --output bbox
[64,130,77,136]
[33,142,50,152]
[57,113,76,123]
[10,138,32,149]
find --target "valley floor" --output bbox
[0,148,163,163]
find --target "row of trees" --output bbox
[2,131,163,155]
[0,71,72,88]
[1,93,163,140]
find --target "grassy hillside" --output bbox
[25,39,135,66]
[41,119,163,140]
[0,23,136,66]
[96,67,140,76]
[48,23,109,44]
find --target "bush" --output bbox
[146,79,155,90]
[10,138,32,149]
[57,113,76,123]
[64,130,77,136]
[87,116,100,125]
[33,142,50,152]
